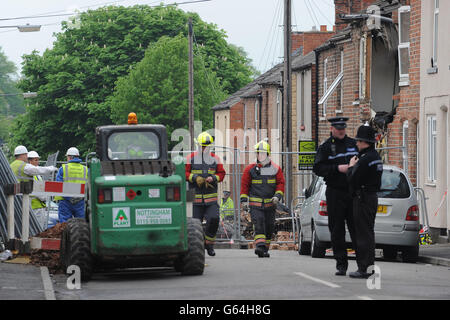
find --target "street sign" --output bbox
[298,140,316,170]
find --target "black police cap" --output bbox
[328,116,349,129]
[355,124,376,143]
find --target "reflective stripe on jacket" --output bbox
[185,150,225,206]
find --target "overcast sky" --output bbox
[0,0,335,76]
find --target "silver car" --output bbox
[296,165,420,263]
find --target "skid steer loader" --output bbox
[60,113,204,281]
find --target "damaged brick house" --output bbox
[315,0,421,186]
[212,27,335,203]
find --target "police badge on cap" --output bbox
[328,116,349,129]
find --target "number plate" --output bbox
[377,205,388,214]
[135,208,172,225]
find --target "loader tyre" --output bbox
[61,218,93,281]
[176,217,205,275]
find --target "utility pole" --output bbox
[283,0,292,207]
[188,17,195,151]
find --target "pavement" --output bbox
[0,242,449,300]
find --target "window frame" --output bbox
[398,5,411,86]
[427,115,437,182]
[433,0,439,67]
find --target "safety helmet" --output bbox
[14,145,28,155]
[66,147,80,157]
[128,112,138,125]
[254,141,270,155]
[27,151,40,159]
[197,132,214,147]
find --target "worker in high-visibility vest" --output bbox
[185,132,226,256]
[240,141,285,258]
[220,191,235,221]
[28,151,49,229]
[10,145,58,183]
[56,147,88,222]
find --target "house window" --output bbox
[323,58,328,116]
[398,6,411,86]
[433,0,439,67]
[359,35,366,100]
[427,115,437,182]
[402,120,409,174]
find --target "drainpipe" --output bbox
[258,93,263,139]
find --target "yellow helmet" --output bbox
[254,140,270,155]
[197,132,214,147]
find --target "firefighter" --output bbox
[347,124,383,279]
[312,116,358,276]
[56,147,88,222]
[240,141,285,258]
[185,132,226,256]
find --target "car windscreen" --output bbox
[107,131,160,160]
[377,169,410,199]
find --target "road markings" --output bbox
[40,266,56,300]
[294,272,341,288]
[357,296,374,300]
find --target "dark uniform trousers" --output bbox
[326,187,357,271]
[250,206,275,249]
[194,204,219,243]
[353,191,378,272]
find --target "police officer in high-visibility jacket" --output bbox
[56,147,88,222]
[185,132,226,256]
[240,141,285,258]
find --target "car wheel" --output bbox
[401,240,419,263]
[311,227,326,258]
[383,247,398,260]
[298,229,311,255]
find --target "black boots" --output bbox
[205,244,215,256]
[255,245,270,258]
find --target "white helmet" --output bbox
[66,147,80,157]
[14,145,28,155]
[28,151,40,158]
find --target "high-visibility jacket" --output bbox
[220,197,235,218]
[55,160,88,201]
[185,150,226,206]
[31,175,46,209]
[240,161,285,209]
[10,159,33,182]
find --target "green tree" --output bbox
[0,48,24,116]
[12,5,256,157]
[109,35,226,147]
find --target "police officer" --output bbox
[347,124,383,279]
[240,141,285,258]
[185,132,226,256]
[313,117,358,275]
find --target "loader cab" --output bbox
[96,124,169,162]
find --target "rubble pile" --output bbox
[30,223,67,274]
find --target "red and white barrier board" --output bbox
[31,180,85,198]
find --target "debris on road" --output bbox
[29,223,67,274]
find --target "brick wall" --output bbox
[291,27,336,56]
[387,0,421,185]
